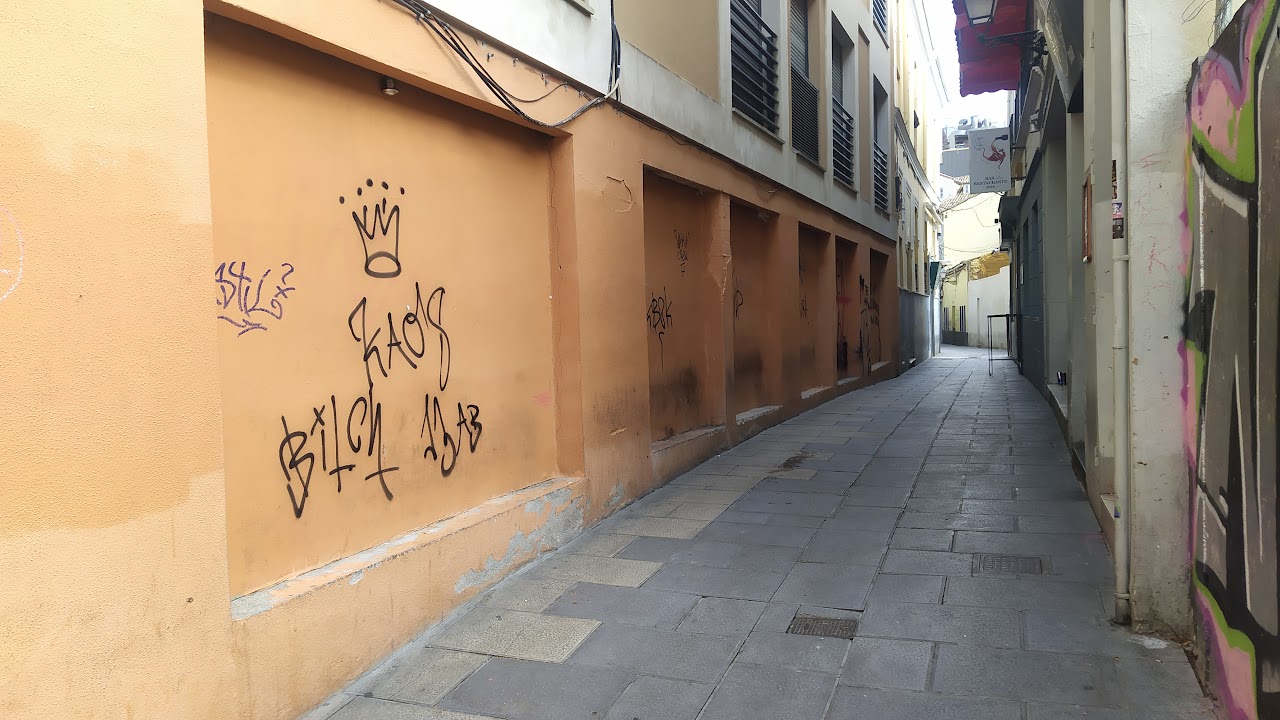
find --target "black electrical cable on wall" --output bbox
[385,0,621,128]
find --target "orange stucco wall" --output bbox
[836,238,859,379]
[0,1,902,718]
[796,225,836,393]
[0,2,240,718]
[205,18,560,596]
[643,173,721,441]
[730,203,781,416]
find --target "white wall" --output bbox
[1124,0,1215,634]
[966,266,1011,349]
[942,193,1002,262]
[430,0,615,92]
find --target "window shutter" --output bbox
[790,0,808,75]
[832,38,844,101]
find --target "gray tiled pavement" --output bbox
[307,348,1220,720]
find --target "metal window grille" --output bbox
[873,142,890,212]
[731,0,780,134]
[789,0,809,74]
[872,0,888,36]
[832,37,844,101]
[789,0,819,165]
[833,99,855,186]
[792,68,821,164]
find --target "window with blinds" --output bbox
[832,34,854,186]
[790,0,820,166]
[730,0,780,134]
[789,0,809,75]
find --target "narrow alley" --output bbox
[307,349,1216,720]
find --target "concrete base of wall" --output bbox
[232,477,589,720]
[651,426,729,484]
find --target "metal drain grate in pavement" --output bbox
[973,554,1045,575]
[786,614,859,639]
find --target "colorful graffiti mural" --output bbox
[1183,1,1279,717]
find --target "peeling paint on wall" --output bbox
[1183,1,1280,716]
[454,488,584,593]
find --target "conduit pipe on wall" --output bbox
[1111,0,1133,625]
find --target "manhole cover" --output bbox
[973,554,1045,575]
[786,614,859,639]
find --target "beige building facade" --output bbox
[891,0,947,365]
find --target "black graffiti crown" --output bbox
[341,179,404,279]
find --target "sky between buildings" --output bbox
[923,0,1012,127]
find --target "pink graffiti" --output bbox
[1197,587,1260,719]
[1188,0,1274,162]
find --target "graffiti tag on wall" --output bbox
[215,260,296,335]
[647,288,674,369]
[1182,2,1280,716]
[341,179,404,279]
[836,255,851,374]
[857,274,882,374]
[274,181,485,518]
[676,230,690,276]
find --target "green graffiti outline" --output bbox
[1188,0,1277,183]
[1195,575,1260,705]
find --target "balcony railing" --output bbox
[872,0,888,36]
[731,0,780,134]
[833,99,855,187]
[791,68,821,165]
[873,142,890,213]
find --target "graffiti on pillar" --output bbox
[798,259,809,320]
[676,230,690,276]
[856,274,882,374]
[836,258,850,374]
[1182,1,1279,717]
[647,287,674,369]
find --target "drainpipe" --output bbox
[1110,0,1133,625]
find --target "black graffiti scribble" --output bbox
[647,288,674,369]
[279,415,313,518]
[278,387,397,518]
[856,274,882,373]
[341,179,405,279]
[800,296,809,319]
[349,283,451,390]
[675,231,690,276]
[421,395,483,477]
[734,288,744,323]
[215,261,296,335]
[836,260,850,373]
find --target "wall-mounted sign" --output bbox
[970,128,1012,193]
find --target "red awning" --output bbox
[953,0,1029,96]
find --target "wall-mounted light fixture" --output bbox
[960,0,998,26]
[381,76,399,96]
[960,0,1048,59]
